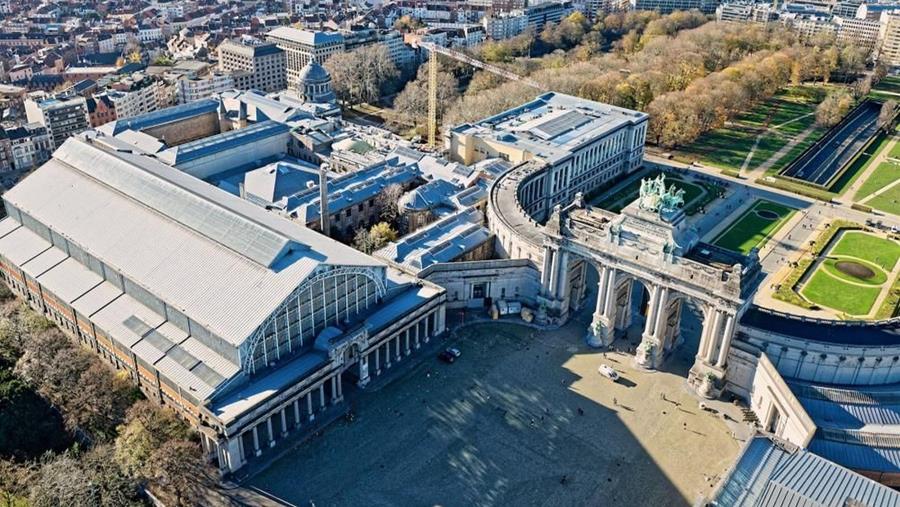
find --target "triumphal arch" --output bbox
[532,175,751,394]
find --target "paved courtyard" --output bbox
[248,306,747,507]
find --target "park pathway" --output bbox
[866,254,900,319]
[741,119,817,182]
[839,135,898,204]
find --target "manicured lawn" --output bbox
[676,85,826,173]
[874,76,900,95]
[830,231,900,269]
[712,200,796,254]
[832,133,891,196]
[596,171,710,214]
[801,269,882,316]
[867,183,900,217]
[820,257,888,286]
[855,161,900,201]
[889,139,900,159]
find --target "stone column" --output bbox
[548,248,560,299]
[540,246,553,293]
[330,376,338,404]
[357,355,370,387]
[587,265,615,348]
[395,336,401,361]
[252,425,261,457]
[636,285,664,370]
[404,329,411,355]
[319,384,326,410]
[704,310,723,364]
[280,408,288,437]
[716,314,736,367]
[307,391,315,421]
[336,372,343,401]
[293,399,301,428]
[414,324,421,349]
[555,251,570,300]
[266,417,275,447]
[375,347,381,376]
[385,341,392,369]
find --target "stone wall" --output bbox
[420,258,541,309]
[142,111,221,146]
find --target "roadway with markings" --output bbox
[782,101,881,187]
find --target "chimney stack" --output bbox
[319,163,330,237]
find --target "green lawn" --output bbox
[820,257,888,286]
[874,76,900,95]
[855,161,900,201]
[801,269,882,316]
[867,183,900,217]
[712,200,796,254]
[675,85,827,172]
[830,231,900,269]
[831,133,892,196]
[595,171,711,214]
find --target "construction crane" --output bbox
[418,42,545,149]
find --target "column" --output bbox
[653,287,669,339]
[414,323,421,349]
[319,384,326,410]
[375,346,381,375]
[307,391,315,421]
[385,341,392,369]
[252,425,261,456]
[266,417,275,447]
[540,246,553,291]
[280,408,288,437]
[422,319,429,344]
[704,310,723,364]
[330,376,338,403]
[716,314,736,367]
[642,285,660,338]
[404,329,411,355]
[604,270,617,317]
[556,251,570,300]
[593,266,607,320]
[548,248,560,298]
[394,336,401,361]
[293,399,301,428]
[336,372,343,401]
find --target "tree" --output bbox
[27,454,96,507]
[376,183,405,225]
[878,100,897,131]
[114,400,191,478]
[391,62,458,130]
[147,440,211,507]
[368,222,398,251]
[815,89,853,127]
[325,44,399,106]
[353,228,375,254]
[393,15,424,33]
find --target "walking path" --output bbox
[742,121,818,182]
[841,136,898,203]
[867,256,900,319]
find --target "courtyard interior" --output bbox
[247,308,746,506]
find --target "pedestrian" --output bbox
[613,397,618,406]
[578,407,584,416]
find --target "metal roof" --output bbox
[99,98,220,135]
[266,26,344,46]
[158,120,291,166]
[2,138,382,346]
[714,435,900,507]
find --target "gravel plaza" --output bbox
[248,307,748,507]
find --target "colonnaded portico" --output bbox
[491,170,755,395]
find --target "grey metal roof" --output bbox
[158,120,290,166]
[2,138,382,346]
[714,435,900,507]
[266,26,344,46]
[99,99,220,135]
[375,207,491,272]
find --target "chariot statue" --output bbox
[638,174,685,217]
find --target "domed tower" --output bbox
[296,60,335,104]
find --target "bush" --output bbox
[756,176,835,201]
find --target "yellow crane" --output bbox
[418,42,545,149]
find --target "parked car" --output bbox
[598,364,619,381]
[439,347,461,363]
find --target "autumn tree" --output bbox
[325,44,399,106]
[815,89,853,127]
[376,183,405,226]
[878,100,897,131]
[391,61,459,131]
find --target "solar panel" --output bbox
[533,111,591,141]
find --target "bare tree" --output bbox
[878,100,897,131]
[325,44,399,107]
[376,183,405,225]
[148,440,211,507]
